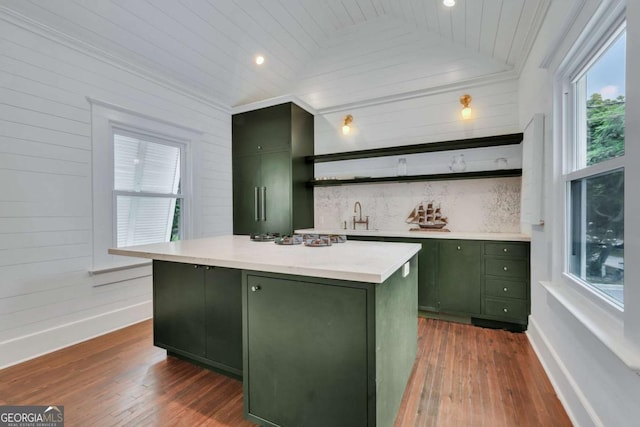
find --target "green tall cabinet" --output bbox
[232,102,314,236]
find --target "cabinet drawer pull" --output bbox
[503,248,508,253]
[193,265,199,269]
[251,285,261,292]
[503,308,508,313]
[205,266,211,270]
[503,287,508,292]
[457,246,461,251]
[503,266,508,271]
[257,145,262,150]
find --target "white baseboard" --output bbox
[527,315,603,427]
[0,300,152,370]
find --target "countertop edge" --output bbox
[108,241,420,284]
[295,228,531,242]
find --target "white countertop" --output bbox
[296,228,531,242]
[109,235,421,284]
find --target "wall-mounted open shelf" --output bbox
[310,169,522,186]
[308,133,524,187]
[307,133,523,163]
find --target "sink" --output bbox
[344,229,381,235]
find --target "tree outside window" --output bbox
[568,29,625,306]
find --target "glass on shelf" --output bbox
[495,157,508,169]
[397,158,407,176]
[449,154,466,172]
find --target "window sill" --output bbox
[89,261,152,276]
[89,261,152,287]
[540,280,640,373]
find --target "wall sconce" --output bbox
[460,94,472,120]
[443,0,455,7]
[342,115,353,135]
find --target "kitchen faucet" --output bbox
[353,201,369,230]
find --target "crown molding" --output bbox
[227,71,521,117]
[0,6,230,114]
[513,0,553,75]
[312,70,520,115]
[539,0,589,70]
[231,94,317,115]
[232,70,520,116]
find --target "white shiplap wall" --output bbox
[520,1,640,426]
[0,14,231,368]
[314,78,520,155]
[313,79,521,233]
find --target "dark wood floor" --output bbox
[0,318,571,427]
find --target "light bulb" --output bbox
[443,0,455,7]
[255,55,265,65]
[461,107,472,120]
[341,114,353,135]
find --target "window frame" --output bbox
[89,99,200,272]
[557,15,627,318]
[111,126,186,248]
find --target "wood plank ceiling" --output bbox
[1,0,550,111]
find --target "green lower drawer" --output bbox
[484,242,529,257]
[485,258,528,278]
[485,278,527,299]
[484,297,528,320]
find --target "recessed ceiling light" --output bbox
[255,55,265,65]
[443,0,455,7]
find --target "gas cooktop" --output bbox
[249,233,281,242]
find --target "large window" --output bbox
[89,99,198,271]
[113,130,184,247]
[565,27,626,307]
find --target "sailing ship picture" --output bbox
[406,201,449,231]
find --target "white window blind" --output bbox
[113,132,183,247]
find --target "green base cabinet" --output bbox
[480,242,530,325]
[437,240,482,315]
[245,275,368,426]
[343,236,530,329]
[242,256,418,427]
[417,239,439,311]
[153,261,243,376]
[232,103,314,236]
[153,261,206,357]
[204,266,243,372]
[385,237,438,312]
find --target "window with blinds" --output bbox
[113,131,183,247]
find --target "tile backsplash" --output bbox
[314,177,522,233]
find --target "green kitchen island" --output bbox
[109,235,421,427]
